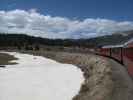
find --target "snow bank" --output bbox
[0,52,84,100]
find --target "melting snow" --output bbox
[0,52,84,100]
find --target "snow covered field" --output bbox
[0,52,84,100]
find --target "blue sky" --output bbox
[0,0,133,38]
[1,0,133,21]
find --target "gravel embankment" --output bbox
[1,50,133,100]
[17,50,133,100]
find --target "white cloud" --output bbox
[0,9,133,39]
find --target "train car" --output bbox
[95,38,133,78]
[123,38,133,77]
[110,45,123,63]
[101,45,123,63]
[97,46,111,56]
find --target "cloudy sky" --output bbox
[0,0,133,39]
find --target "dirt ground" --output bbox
[0,52,17,65]
[1,50,133,100]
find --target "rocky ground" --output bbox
[1,50,133,100]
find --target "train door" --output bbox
[111,47,123,62]
[123,47,133,77]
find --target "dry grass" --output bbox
[17,50,114,100]
[22,50,133,100]
[3,50,133,100]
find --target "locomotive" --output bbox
[95,38,133,77]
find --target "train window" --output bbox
[111,48,121,54]
[126,48,133,52]
[126,48,133,53]
[125,48,133,59]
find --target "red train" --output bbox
[95,38,133,77]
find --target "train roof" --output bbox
[102,44,123,48]
[124,38,133,46]
[102,38,133,48]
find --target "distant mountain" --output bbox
[84,31,133,46]
[85,30,133,47]
[0,30,133,48]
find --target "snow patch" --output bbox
[0,52,84,100]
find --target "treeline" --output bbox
[0,31,133,50]
[0,34,94,48]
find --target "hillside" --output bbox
[86,30,133,47]
[0,30,133,48]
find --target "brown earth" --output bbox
[0,52,17,65]
[1,50,133,100]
